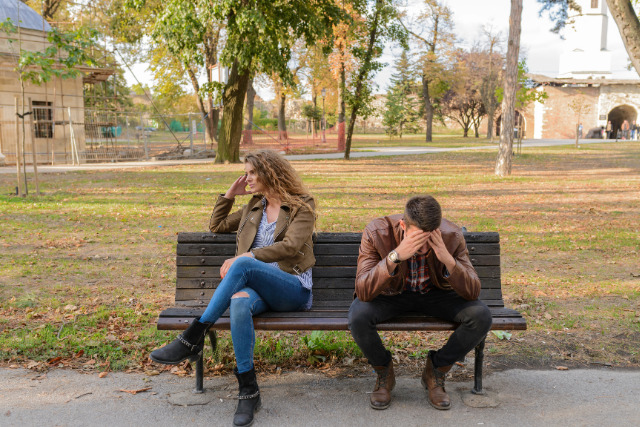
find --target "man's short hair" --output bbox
[404,195,442,232]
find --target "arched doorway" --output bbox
[496,111,525,138]
[607,105,637,137]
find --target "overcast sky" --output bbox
[123,0,640,101]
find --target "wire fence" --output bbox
[0,105,385,165]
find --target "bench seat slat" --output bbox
[174,287,504,302]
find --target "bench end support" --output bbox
[471,338,486,395]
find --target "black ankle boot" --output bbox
[233,367,261,427]
[149,317,211,365]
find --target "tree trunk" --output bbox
[187,67,217,149]
[607,0,640,78]
[277,92,287,140]
[217,61,251,164]
[345,0,382,160]
[337,63,346,151]
[245,77,256,131]
[244,77,256,145]
[487,109,494,140]
[495,0,522,177]
[423,76,433,143]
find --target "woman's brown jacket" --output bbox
[209,194,316,275]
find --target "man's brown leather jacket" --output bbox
[209,194,316,275]
[355,214,480,302]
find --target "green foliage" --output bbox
[302,331,362,362]
[301,104,322,121]
[382,49,421,137]
[212,0,343,85]
[496,60,548,109]
[1,19,98,86]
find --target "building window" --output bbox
[32,101,53,138]
[591,0,598,8]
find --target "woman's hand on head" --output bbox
[224,175,253,199]
[219,252,253,279]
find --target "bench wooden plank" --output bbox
[174,287,504,302]
[176,254,501,267]
[177,231,499,244]
[175,276,504,290]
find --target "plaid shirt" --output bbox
[404,251,432,294]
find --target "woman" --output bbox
[150,150,316,427]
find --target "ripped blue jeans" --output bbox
[199,257,310,373]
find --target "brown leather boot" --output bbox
[421,351,452,410]
[370,360,396,410]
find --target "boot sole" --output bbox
[149,351,202,366]
[421,377,451,410]
[369,401,391,410]
[232,398,261,427]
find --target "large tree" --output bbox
[400,0,456,143]
[342,0,406,159]
[495,0,523,177]
[209,1,341,163]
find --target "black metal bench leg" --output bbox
[472,338,486,395]
[194,353,204,394]
[192,331,217,394]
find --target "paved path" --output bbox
[0,139,618,175]
[1,367,638,426]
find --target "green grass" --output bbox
[1,140,639,371]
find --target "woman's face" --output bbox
[244,162,267,194]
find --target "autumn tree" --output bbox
[568,91,591,147]
[478,25,503,140]
[206,0,341,163]
[400,0,456,143]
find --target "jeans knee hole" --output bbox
[232,292,250,299]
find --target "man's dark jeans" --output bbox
[348,288,492,368]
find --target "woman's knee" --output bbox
[233,255,255,270]
[230,292,252,319]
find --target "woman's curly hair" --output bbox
[244,150,315,216]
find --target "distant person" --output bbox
[348,195,491,411]
[606,121,613,139]
[578,123,583,139]
[621,120,630,140]
[631,121,637,140]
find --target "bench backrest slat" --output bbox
[174,232,503,309]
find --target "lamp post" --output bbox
[321,88,326,143]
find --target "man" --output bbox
[348,195,492,411]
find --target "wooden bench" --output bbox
[157,231,526,394]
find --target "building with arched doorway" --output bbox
[519,75,640,139]
[488,0,640,140]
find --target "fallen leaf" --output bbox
[556,366,569,370]
[119,387,152,395]
[98,372,108,378]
